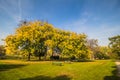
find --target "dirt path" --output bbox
[115,61,120,77]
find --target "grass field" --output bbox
[0,60,119,80]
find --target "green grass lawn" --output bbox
[0,60,119,80]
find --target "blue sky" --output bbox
[0,0,120,46]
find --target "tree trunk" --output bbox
[38,54,41,61]
[44,47,47,60]
[44,53,47,60]
[28,53,31,61]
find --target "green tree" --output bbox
[95,46,110,59]
[109,35,120,59]
[5,21,56,60]
[5,20,92,61]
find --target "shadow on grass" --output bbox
[20,75,71,80]
[104,66,120,80]
[0,64,26,72]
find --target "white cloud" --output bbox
[0,0,34,45]
[18,0,22,21]
[0,0,22,22]
[59,15,120,46]
[0,31,9,45]
[87,25,120,46]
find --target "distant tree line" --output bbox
[2,21,119,61]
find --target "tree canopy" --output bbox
[5,21,91,61]
[109,35,120,59]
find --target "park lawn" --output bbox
[0,60,119,80]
